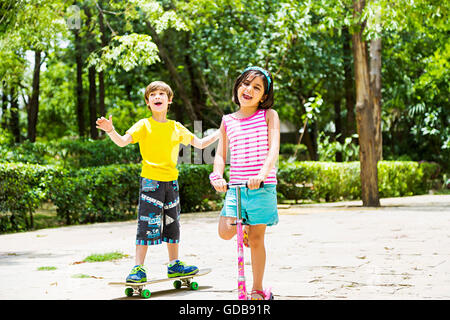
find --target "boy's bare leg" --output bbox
[167,242,179,262]
[135,245,148,265]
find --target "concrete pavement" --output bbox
[0,194,449,300]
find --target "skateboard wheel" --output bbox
[125,288,134,297]
[141,289,151,299]
[190,282,199,290]
[173,280,182,289]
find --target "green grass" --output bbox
[83,251,128,263]
[71,274,91,279]
[37,266,57,271]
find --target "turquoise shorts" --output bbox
[220,184,278,226]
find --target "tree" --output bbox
[352,0,380,206]
[0,0,66,142]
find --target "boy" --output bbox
[96,81,220,282]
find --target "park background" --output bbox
[0,0,448,233]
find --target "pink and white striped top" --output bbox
[223,109,277,184]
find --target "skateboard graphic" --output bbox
[109,268,211,299]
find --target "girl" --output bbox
[210,66,280,300]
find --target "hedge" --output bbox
[277,161,441,203]
[0,139,141,168]
[0,163,57,232]
[0,163,223,233]
[0,161,441,233]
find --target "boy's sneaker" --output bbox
[126,265,147,283]
[167,260,199,278]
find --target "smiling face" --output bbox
[144,81,174,113]
[146,89,171,113]
[236,74,266,109]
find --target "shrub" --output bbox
[178,164,225,212]
[48,164,141,225]
[1,160,441,233]
[278,161,441,203]
[0,163,57,232]
[277,161,361,202]
[0,138,141,168]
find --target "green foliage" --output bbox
[1,0,449,234]
[0,138,141,168]
[0,162,223,232]
[178,164,225,212]
[48,164,141,225]
[317,133,359,162]
[0,163,57,232]
[2,0,448,170]
[278,161,441,203]
[279,143,309,161]
[1,158,443,233]
[377,161,441,197]
[90,0,188,72]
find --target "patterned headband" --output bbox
[242,66,272,92]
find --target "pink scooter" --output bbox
[227,182,273,300]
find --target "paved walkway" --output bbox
[0,194,449,300]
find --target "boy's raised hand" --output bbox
[96,115,114,132]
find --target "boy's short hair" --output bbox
[144,81,174,104]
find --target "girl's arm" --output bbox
[248,109,280,189]
[190,129,221,149]
[210,120,228,193]
[96,115,132,147]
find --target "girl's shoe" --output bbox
[126,265,147,283]
[167,260,199,278]
[250,289,274,300]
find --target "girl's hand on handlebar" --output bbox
[247,175,265,190]
[211,178,228,193]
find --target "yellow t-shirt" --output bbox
[126,117,194,181]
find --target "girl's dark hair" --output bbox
[232,68,274,109]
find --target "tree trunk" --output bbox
[29,209,34,230]
[27,50,41,142]
[352,0,380,207]
[146,22,197,122]
[10,85,20,143]
[88,65,98,139]
[184,34,205,117]
[1,81,7,129]
[334,97,343,162]
[294,91,318,160]
[85,7,98,139]
[370,38,382,161]
[74,30,85,137]
[98,0,107,127]
[343,27,356,139]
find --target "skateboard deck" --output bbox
[109,268,211,298]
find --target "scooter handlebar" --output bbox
[226,181,264,189]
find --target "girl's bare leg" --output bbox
[248,224,267,296]
[218,216,237,240]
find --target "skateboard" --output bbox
[108,268,211,299]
